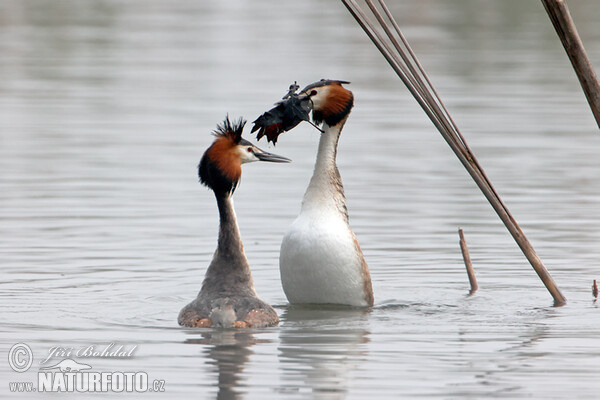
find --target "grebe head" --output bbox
[199,116,291,195]
[300,79,354,127]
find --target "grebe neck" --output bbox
[301,120,348,220]
[202,192,253,292]
[214,193,247,262]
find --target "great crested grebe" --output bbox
[178,117,290,328]
[253,80,374,307]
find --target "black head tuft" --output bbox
[300,79,351,93]
[214,116,246,144]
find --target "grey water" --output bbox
[1,0,600,398]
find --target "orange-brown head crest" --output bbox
[199,117,246,195]
[305,80,354,127]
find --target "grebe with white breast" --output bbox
[178,117,290,328]
[253,80,374,307]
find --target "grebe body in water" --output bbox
[178,117,289,328]
[278,80,374,307]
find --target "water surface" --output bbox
[1,0,600,398]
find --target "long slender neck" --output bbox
[215,193,246,262]
[202,192,254,288]
[301,121,349,220]
[200,191,254,296]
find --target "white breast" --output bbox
[280,208,370,307]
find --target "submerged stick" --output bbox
[458,229,478,295]
[541,0,600,129]
[341,0,567,304]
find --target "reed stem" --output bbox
[541,0,600,130]
[458,229,478,295]
[341,0,567,304]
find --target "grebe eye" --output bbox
[247,147,253,152]
[310,90,317,96]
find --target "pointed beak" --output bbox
[253,147,291,163]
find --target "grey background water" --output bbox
[1,0,599,398]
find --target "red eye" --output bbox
[310,90,317,96]
[247,147,253,152]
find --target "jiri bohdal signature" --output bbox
[39,343,137,365]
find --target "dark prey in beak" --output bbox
[252,81,319,144]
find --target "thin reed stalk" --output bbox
[541,0,600,130]
[341,0,567,304]
[458,229,478,296]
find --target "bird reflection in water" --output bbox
[185,331,269,400]
[277,306,371,399]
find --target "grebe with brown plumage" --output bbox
[178,116,290,328]
[253,80,374,307]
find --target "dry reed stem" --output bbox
[458,229,478,295]
[341,0,567,304]
[541,0,600,130]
